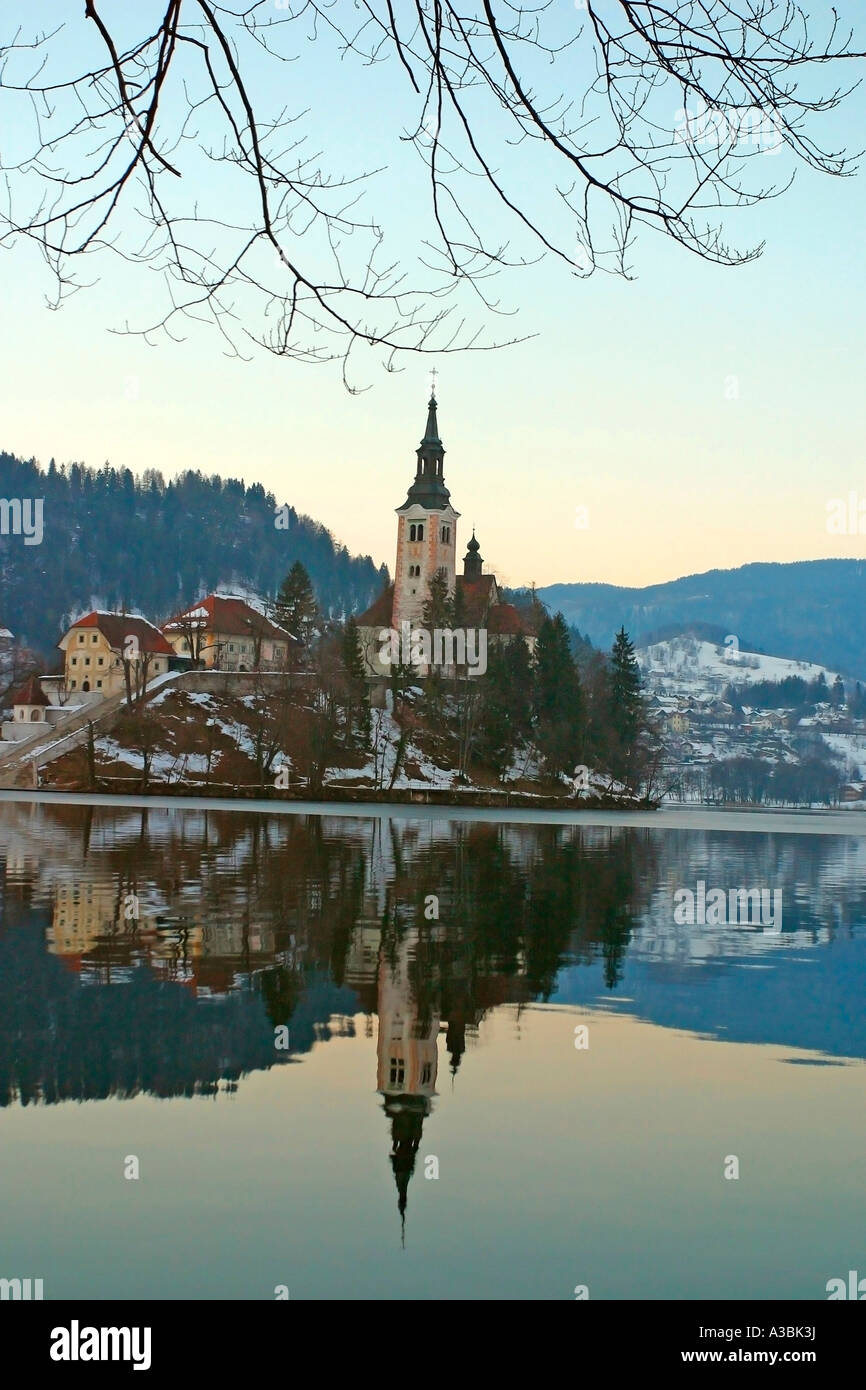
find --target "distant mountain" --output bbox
[0,451,388,657]
[538,560,866,678]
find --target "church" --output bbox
[356,391,533,676]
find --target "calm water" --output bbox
[0,798,863,1301]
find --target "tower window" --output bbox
[389,1057,405,1087]
[416,523,424,541]
[440,525,450,543]
[409,523,416,541]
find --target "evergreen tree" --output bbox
[420,568,454,733]
[477,635,534,778]
[0,450,384,658]
[608,626,645,786]
[421,567,454,632]
[533,613,584,777]
[609,627,643,741]
[341,616,371,746]
[274,561,319,646]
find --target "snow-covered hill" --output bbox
[638,635,841,697]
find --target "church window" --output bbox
[416,523,424,541]
[441,525,450,543]
[389,1057,405,1087]
[409,523,416,541]
[421,1062,433,1086]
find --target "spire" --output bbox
[384,1095,428,1246]
[397,390,451,511]
[463,528,483,581]
[422,393,441,448]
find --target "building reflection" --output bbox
[3,797,862,1234]
[376,926,440,1240]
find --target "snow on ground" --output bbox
[148,687,216,709]
[817,731,866,778]
[95,737,212,776]
[639,636,840,694]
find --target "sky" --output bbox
[1,2,865,592]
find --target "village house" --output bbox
[356,393,536,678]
[58,611,175,699]
[162,593,293,671]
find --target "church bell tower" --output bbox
[392,392,460,629]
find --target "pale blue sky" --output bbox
[1,2,864,588]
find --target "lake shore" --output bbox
[3,787,866,834]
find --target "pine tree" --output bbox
[421,567,454,632]
[608,626,645,786]
[533,613,584,777]
[274,561,319,646]
[477,635,534,778]
[341,616,371,746]
[609,627,642,741]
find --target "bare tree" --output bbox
[0,3,862,382]
[0,644,40,705]
[167,611,208,664]
[122,646,155,706]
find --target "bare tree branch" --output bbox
[0,1,861,382]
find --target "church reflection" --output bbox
[377,927,439,1240]
[3,796,862,1239]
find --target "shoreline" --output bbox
[3,787,866,834]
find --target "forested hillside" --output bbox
[0,452,388,657]
[539,560,866,678]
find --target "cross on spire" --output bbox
[429,366,438,400]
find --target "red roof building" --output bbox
[58,611,175,698]
[162,593,293,670]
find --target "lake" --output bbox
[0,795,863,1301]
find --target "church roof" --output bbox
[487,602,529,636]
[355,585,395,628]
[456,578,535,636]
[456,574,498,623]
